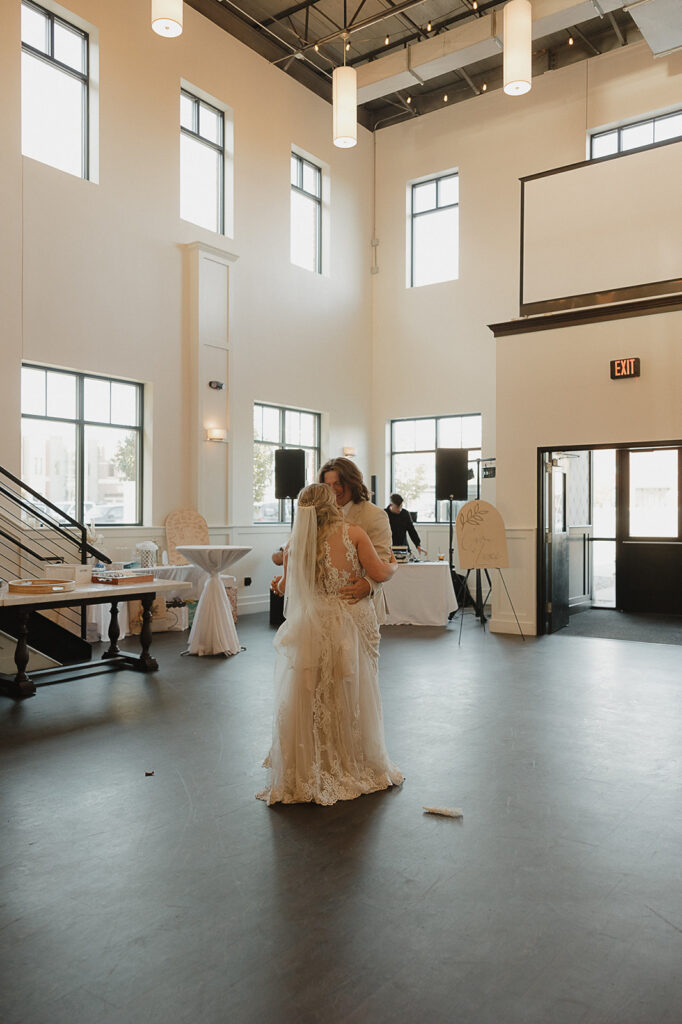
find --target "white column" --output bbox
[184,242,238,526]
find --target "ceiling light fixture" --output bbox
[568,35,574,45]
[314,43,319,52]
[443,93,448,102]
[385,34,390,45]
[406,95,412,104]
[345,40,351,51]
[503,0,532,96]
[482,81,487,91]
[333,64,357,148]
[426,20,432,31]
[472,1,478,9]
[151,0,183,37]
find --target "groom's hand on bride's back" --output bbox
[339,577,371,604]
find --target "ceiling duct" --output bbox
[357,0,628,104]
[626,0,682,56]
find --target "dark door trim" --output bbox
[536,439,682,634]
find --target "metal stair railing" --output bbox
[0,465,111,640]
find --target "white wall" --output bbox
[1,0,374,610]
[372,42,682,632]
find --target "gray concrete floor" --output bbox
[1,614,681,1024]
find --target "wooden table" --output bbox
[0,579,192,700]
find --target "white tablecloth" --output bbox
[149,564,236,602]
[177,546,252,656]
[383,562,457,626]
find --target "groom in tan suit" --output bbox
[319,457,393,622]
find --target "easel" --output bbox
[450,458,525,644]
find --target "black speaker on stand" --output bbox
[435,448,472,615]
[270,449,307,627]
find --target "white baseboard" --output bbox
[489,615,537,637]
[238,593,270,615]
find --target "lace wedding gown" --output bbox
[257,522,403,806]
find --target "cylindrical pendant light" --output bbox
[333,66,357,149]
[503,0,532,96]
[152,0,183,38]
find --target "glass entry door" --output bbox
[616,447,682,614]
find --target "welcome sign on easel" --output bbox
[455,500,509,570]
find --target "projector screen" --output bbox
[521,139,682,314]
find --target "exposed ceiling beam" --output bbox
[262,0,319,28]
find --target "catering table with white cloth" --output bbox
[383,561,457,626]
[177,545,252,656]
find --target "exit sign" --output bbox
[610,357,640,380]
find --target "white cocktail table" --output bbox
[383,561,458,626]
[177,545,252,656]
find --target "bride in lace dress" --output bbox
[257,483,404,806]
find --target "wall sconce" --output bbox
[151,0,183,37]
[206,427,227,442]
[343,446,356,457]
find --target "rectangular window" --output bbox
[390,414,482,523]
[291,152,322,274]
[590,108,682,160]
[180,88,225,234]
[253,403,321,523]
[21,365,144,526]
[408,172,459,288]
[21,0,89,179]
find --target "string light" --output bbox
[443,93,448,102]
[426,20,432,31]
[314,43,319,52]
[568,35,574,45]
[346,40,351,51]
[481,82,487,91]
[472,0,478,8]
[406,95,412,104]
[385,34,390,45]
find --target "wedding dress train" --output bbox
[257,522,403,806]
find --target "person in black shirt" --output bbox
[385,494,426,556]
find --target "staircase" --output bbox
[0,465,110,665]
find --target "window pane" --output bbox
[592,448,615,537]
[180,134,221,233]
[592,539,615,607]
[46,371,76,419]
[299,412,316,447]
[21,417,77,510]
[412,206,458,287]
[621,121,653,152]
[393,419,435,452]
[53,21,85,73]
[438,417,462,448]
[591,131,618,159]
[84,426,139,523]
[253,443,278,521]
[21,51,84,177]
[285,410,302,445]
[438,175,458,207]
[654,113,682,143]
[199,103,221,144]
[412,181,436,214]
[461,415,482,448]
[291,190,319,273]
[302,160,320,198]
[290,154,299,186]
[304,448,317,487]
[84,377,110,422]
[629,449,678,537]
[21,366,46,415]
[259,406,280,443]
[21,4,49,52]
[180,92,194,130]
[393,452,435,522]
[111,382,138,425]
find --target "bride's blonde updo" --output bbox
[297,483,343,566]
